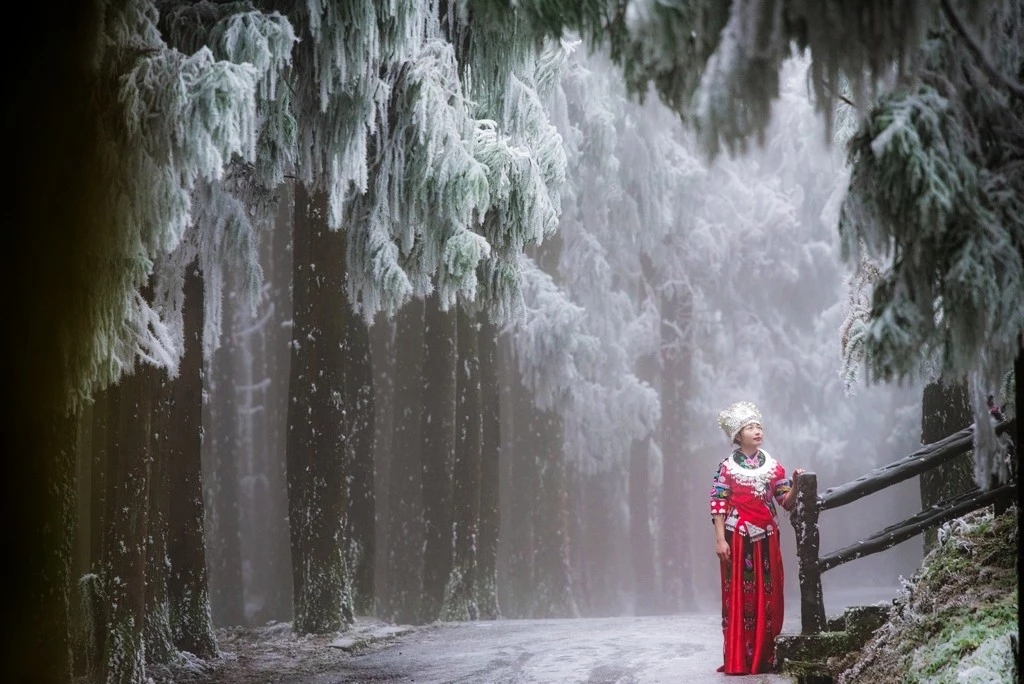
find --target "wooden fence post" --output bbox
[790,472,826,634]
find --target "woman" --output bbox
[709,401,804,675]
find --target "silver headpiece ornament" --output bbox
[718,401,763,443]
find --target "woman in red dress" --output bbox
[709,401,803,675]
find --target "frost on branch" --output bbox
[472,40,570,325]
[500,0,935,156]
[73,0,262,407]
[159,0,298,190]
[344,39,491,321]
[287,0,398,227]
[511,256,592,412]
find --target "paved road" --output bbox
[302,614,796,684]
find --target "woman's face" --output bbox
[737,423,763,449]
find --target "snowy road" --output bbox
[299,614,795,684]
[198,588,898,683]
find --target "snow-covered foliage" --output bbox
[344,37,491,319]
[839,1,1024,486]
[283,1,571,323]
[478,0,1020,488]
[160,2,298,192]
[494,0,937,154]
[472,40,570,325]
[680,57,880,470]
[68,0,269,405]
[511,256,595,412]
[152,2,298,364]
[509,48,922,487]
[536,49,676,473]
[71,0,588,402]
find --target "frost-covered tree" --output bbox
[12,0,288,678]
[507,255,587,617]
[488,0,1024,485]
[526,47,920,613]
[160,0,580,633]
[838,1,1024,486]
[541,49,668,613]
[286,186,356,633]
[163,264,219,658]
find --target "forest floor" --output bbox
[148,618,423,683]
[149,506,1018,684]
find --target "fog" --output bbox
[193,51,925,631]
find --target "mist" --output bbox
[192,51,925,630]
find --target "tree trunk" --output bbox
[920,377,974,552]
[85,387,117,679]
[572,471,617,616]
[90,389,111,570]
[234,282,269,626]
[659,287,696,612]
[203,335,246,627]
[370,317,396,617]
[502,336,535,618]
[421,293,457,623]
[1015,336,1022,484]
[261,183,295,622]
[286,183,352,634]
[344,301,376,616]
[476,314,501,619]
[286,181,313,628]
[166,263,218,658]
[530,407,578,618]
[629,436,658,614]
[385,298,426,623]
[144,391,174,667]
[442,304,482,621]
[630,347,658,615]
[74,402,93,588]
[103,362,159,684]
[582,470,632,617]
[7,406,79,684]
[71,392,102,679]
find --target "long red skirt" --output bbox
[717,531,785,675]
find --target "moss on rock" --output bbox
[837,506,1018,684]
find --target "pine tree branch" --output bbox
[940,0,1024,101]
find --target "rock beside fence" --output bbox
[776,603,889,684]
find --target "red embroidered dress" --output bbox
[709,449,792,675]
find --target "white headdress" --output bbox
[717,401,763,443]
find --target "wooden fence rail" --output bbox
[789,420,1016,635]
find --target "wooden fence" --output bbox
[788,420,1017,635]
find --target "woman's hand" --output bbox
[783,468,806,510]
[716,538,730,564]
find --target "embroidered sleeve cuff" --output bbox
[709,500,729,515]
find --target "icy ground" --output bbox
[150,585,910,683]
[158,612,805,683]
